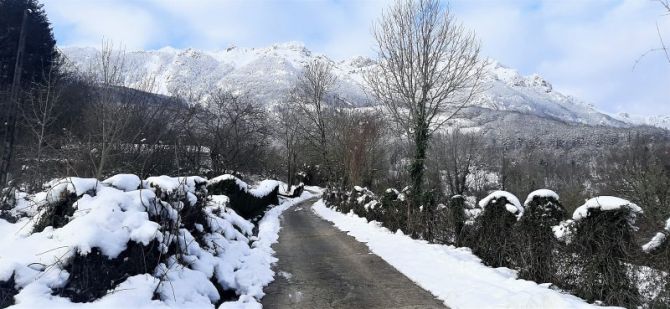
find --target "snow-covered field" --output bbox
[0,175,313,308]
[312,200,620,309]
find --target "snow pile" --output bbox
[478,190,523,218]
[102,174,142,191]
[0,174,305,308]
[312,200,613,308]
[572,196,642,221]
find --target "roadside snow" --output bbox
[218,191,316,308]
[0,175,311,309]
[312,200,617,309]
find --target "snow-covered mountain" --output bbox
[612,113,670,130]
[61,42,664,130]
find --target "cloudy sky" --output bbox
[42,0,669,117]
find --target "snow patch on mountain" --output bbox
[61,42,659,129]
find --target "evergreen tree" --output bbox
[0,0,58,88]
[0,0,58,185]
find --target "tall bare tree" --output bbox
[19,59,63,187]
[81,41,169,178]
[197,90,270,173]
[367,0,484,230]
[433,129,482,196]
[274,103,301,186]
[291,59,337,182]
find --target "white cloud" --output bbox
[43,0,164,50]
[453,0,670,115]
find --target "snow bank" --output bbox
[479,190,523,217]
[0,175,308,308]
[313,200,615,309]
[221,191,316,308]
[572,196,642,221]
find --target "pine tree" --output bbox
[0,0,59,185]
[0,0,58,88]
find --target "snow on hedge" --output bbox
[524,189,559,206]
[207,175,280,199]
[642,232,668,253]
[642,217,670,253]
[312,200,613,308]
[572,196,642,221]
[478,190,523,217]
[102,174,142,192]
[0,174,310,308]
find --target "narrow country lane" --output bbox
[262,198,446,309]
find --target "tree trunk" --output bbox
[408,123,429,235]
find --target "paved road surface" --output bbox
[262,198,446,309]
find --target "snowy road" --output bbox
[262,199,445,309]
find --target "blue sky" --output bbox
[42,0,670,117]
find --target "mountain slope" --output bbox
[61,42,655,129]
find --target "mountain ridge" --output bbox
[60,42,667,130]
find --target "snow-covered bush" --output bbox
[470,191,522,268]
[562,196,642,307]
[206,174,279,220]
[0,174,286,308]
[376,188,408,233]
[641,218,670,306]
[324,186,378,219]
[516,189,565,283]
[280,182,304,198]
[32,177,101,233]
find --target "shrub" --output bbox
[0,274,17,308]
[471,191,522,268]
[206,175,278,220]
[565,196,642,307]
[641,218,670,306]
[450,195,466,246]
[55,240,163,303]
[517,189,565,283]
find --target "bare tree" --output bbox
[433,129,482,196]
[334,109,387,188]
[274,103,301,186]
[80,40,170,178]
[367,0,485,231]
[19,60,63,187]
[197,90,270,173]
[291,59,337,181]
[634,0,670,69]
